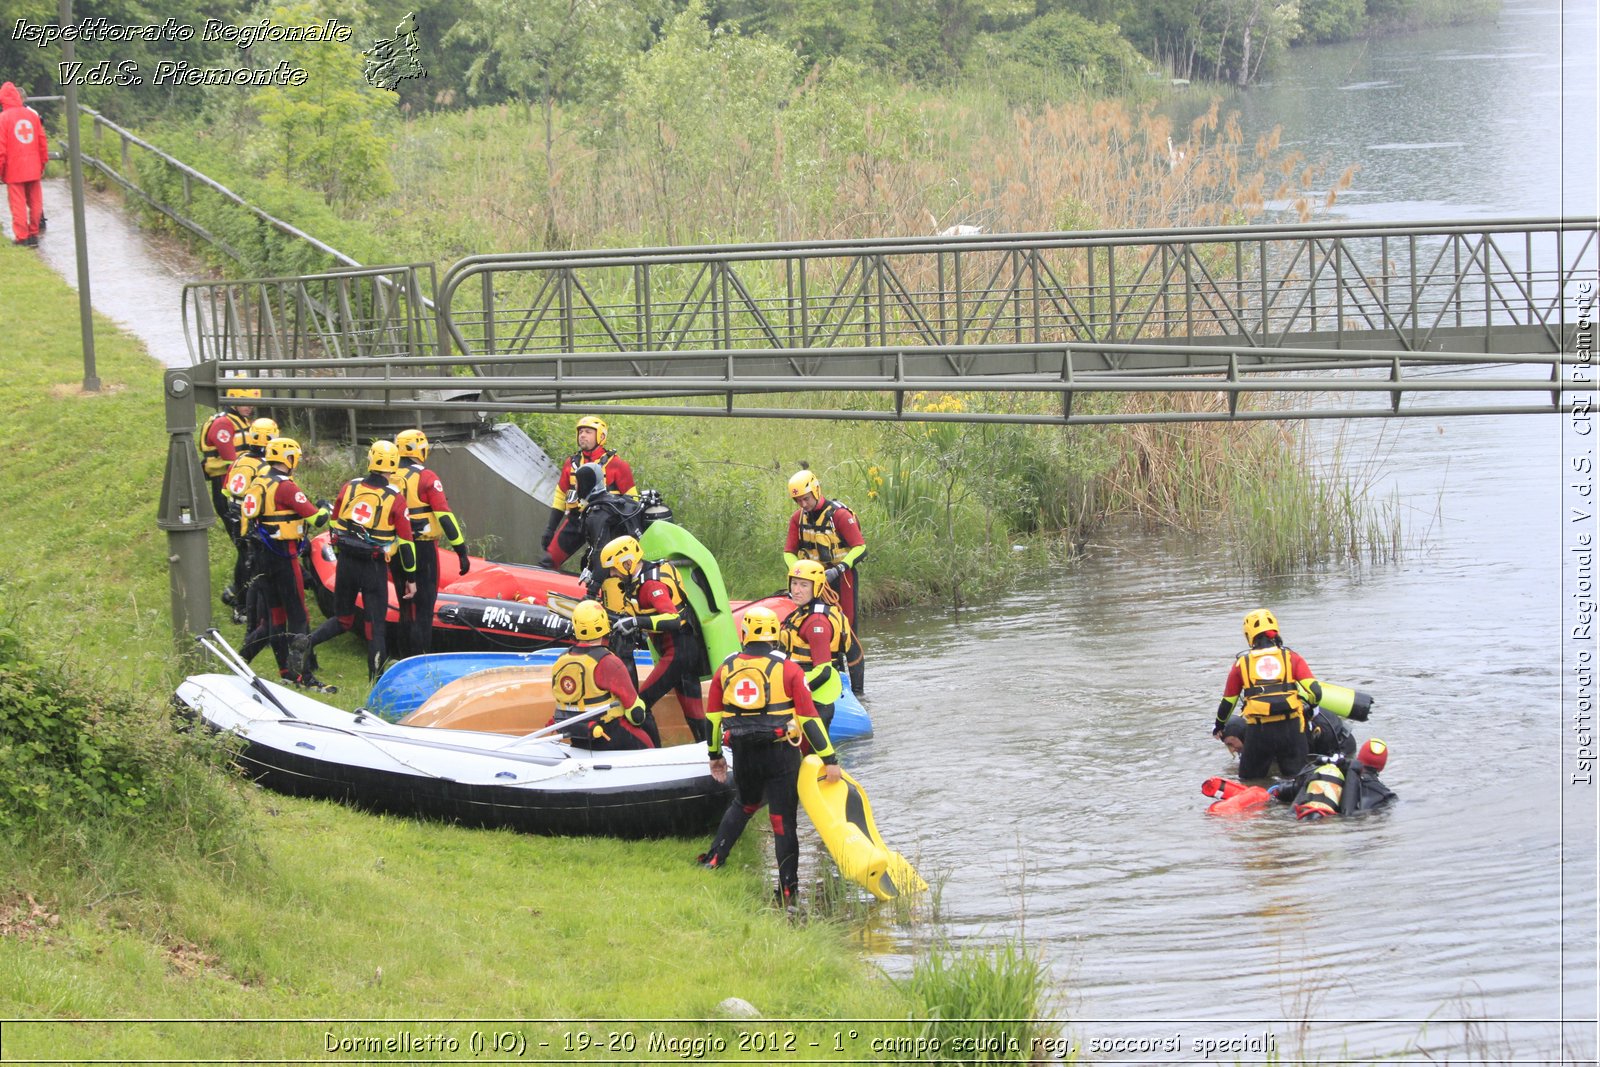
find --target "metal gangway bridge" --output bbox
[179,218,1596,430]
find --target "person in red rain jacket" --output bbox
[0,83,49,246]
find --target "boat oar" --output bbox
[494,706,608,750]
[196,628,296,719]
[543,593,580,619]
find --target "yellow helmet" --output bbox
[368,439,401,474]
[396,428,430,462]
[265,437,301,471]
[1243,608,1280,644]
[224,386,262,401]
[741,606,781,644]
[576,415,608,447]
[788,559,828,600]
[599,534,643,577]
[571,600,611,642]
[788,469,821,500]
[244,417,279,449]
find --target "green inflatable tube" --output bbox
[639,520,740,669]
[1307,680,1374,721]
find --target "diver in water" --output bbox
[1269,739,1398,819]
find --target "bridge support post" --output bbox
[157,369,215,662]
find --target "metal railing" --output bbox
[435,218,1597,363]
[189,217,1593,425]
[31,96,361,271]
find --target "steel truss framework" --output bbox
[184,217,1598,426]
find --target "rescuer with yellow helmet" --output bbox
[782,466,868,692]
[387,428,472,658]
[538,415,638,569]
[697,607,841,904]
[219,416,279,625]
[597,533,706,744]
[236,437,335,692]
[1266,738,1397,819]
[547,600,654,750]
[779,559,858,726]
[201,383,261,614]
[1214,608,1319,780]
[290,441,417,682]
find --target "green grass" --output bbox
[1,242,992,1061]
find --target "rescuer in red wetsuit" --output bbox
[0,83,49,245]
[539,416,637,568]
[779,559,858,730]
[389,429,471,658]
[597,534,706,745]
[201,387,259,619]
[698,607,841,906]
[237,437,334,691]
[783,468,867,692]
[548,601,654,751]
[290,441,416,682]
[1214,608,1316,781]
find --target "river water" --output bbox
[849,3,1598,1062]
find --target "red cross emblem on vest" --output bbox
[1256,655,1282,679]
[228,471,248,495]
[733,678,761,706]
[240,494,259,518]
[351,499,376,526]
[557,675,578,696]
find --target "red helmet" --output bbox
[1356,739,1388,773]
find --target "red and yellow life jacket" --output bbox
[393,460,441,541]
[1292,761,1347,819]
[551,646,622,729]
[780,601,850,669]
[1236,645,1308,724]
[247,469,307,544]
[332,477,403,555]
[716,650,795,740]
[794,500,852,565]
[199,411,248,478]
[224,451,268,501]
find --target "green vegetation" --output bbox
[95,1,1394,610]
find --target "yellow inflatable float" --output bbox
[797,754,926,901]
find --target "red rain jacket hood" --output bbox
[0,83,49,183]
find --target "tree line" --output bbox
[2,0,1498,126]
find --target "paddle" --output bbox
[196,628,296,719]
[495,706,608,750]
[543,593,580,619]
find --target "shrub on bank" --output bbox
[0,606,249,900]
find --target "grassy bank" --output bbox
[1,244,1081,1062]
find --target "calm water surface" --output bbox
[850,4,1597,1061]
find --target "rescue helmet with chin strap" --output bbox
[788,559,829,601]
[244,417,279,449]
[1243,608,1280,644]
[396,428,430,462]
[599,534,643,577]
[788,468,821,501]
[740,606,781,644]
[265,437,301,470]
[576,415,608,447]
[571,600,611,642]
[368,439,401,474]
